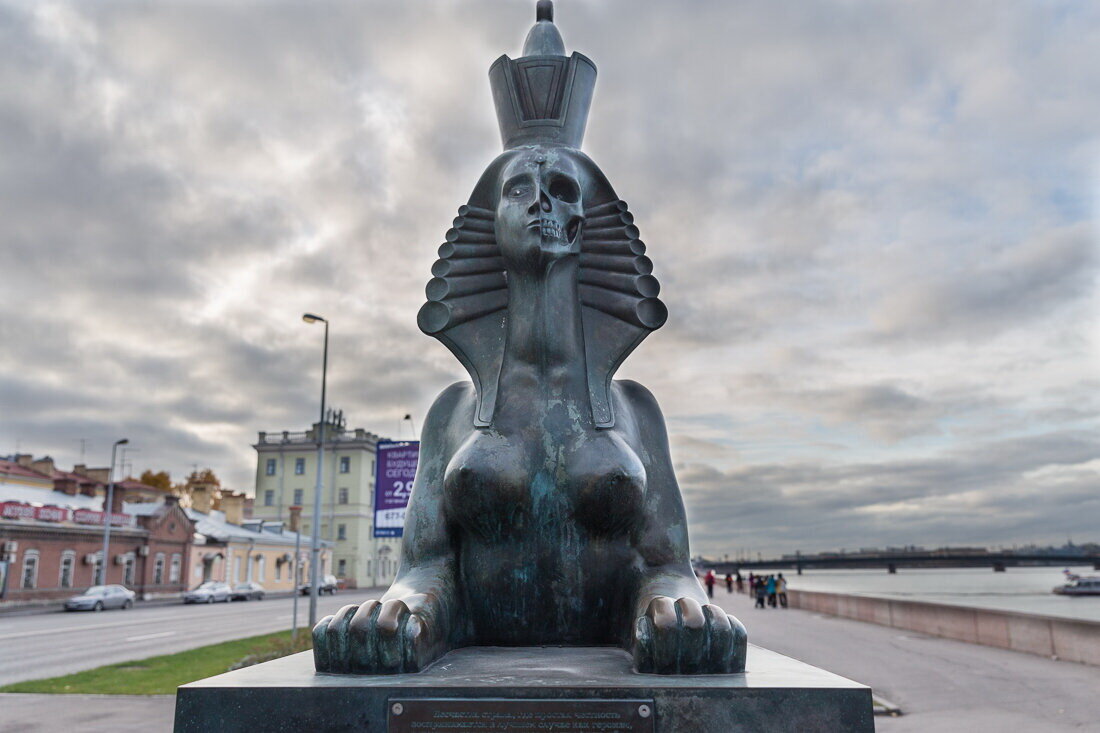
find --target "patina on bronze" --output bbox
[314,0,748,676]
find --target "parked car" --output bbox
[298,574,338,595]
[64,585,135,612]
[230,582,266,601]
[184,581,231,604]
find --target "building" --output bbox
[185,506,330,593]
[0,482,194,605]
[252,414,401,589]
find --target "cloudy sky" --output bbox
[2,1,1098,557]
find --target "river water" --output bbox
[744,565,1100,623]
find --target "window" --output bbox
[122,555,135,587]
[295,458,305,475]
[264,490,274,506]
[21,551,39,589]
[153,553,165,585]
[275,560,283,581]
[169,554,181,583]
[59,551,75,588]
[338,487,349,505]
[339,456,350,473]
[265,458,277,476]
[293,489,304,506]
[337,524,347,541]
[257,556,266,582]
[337,558,347,577]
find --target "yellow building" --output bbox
[251,417,401,589]
[185,506,330,592]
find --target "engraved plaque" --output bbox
[388,697,655,732]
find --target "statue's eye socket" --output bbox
[549,177,579,203]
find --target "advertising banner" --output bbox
[0,502,71,522]
[72,509,131,526]
[373,440,419,538]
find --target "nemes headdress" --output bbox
[418,1,666,429]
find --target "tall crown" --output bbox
[489,1,597,150]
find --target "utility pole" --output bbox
[302,313,329,628]
[99,439,129,585]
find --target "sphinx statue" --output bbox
[313,1,747,676]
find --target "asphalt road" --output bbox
[0,590,380,687]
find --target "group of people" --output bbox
[699,563,787,603]
[702,568,743,598]
[700,568,788,609]
[749,572,787,609]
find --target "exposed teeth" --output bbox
[539,220,565,240]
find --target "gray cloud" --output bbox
[1,1,1097,556]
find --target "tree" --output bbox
[139,469,172,492]
[186,468,221,488]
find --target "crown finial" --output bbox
[490,0,596,149]
[523,0,565,56]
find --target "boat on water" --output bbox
[1053,570,1100,596]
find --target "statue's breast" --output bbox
[443,425,647,541]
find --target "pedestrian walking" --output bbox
[725,573,734,593]
[766,574,777,607]
[735,571,744,594]
[754,577,766,608]
[777,573,788,608]
[704,569,716,598]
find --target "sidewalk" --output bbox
[711,588,1099,732]
[1,694,175,732]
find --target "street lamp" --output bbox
[302,312,328,628]
[100,438,129,585]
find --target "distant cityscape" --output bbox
[704,541,1100,565]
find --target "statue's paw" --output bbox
[632,597,747,674]
[313,598,442,674]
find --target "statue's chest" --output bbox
[443,418,647,540]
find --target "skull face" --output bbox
[495,147,585,271]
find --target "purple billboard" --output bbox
[373,440,419,538]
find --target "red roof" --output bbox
[49,468,102,487]
[115,478,170,494]
[0,459,52,481]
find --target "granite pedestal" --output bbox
[175,645,872,732]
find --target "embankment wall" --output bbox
[787,589,1100,666]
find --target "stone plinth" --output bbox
[175,645,872,732]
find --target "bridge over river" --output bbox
[700,552,1100,575]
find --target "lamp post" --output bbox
[302,313,328,628]
[100,438,129,585]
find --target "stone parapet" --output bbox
[788,589,1100,666]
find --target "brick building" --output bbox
[0,458,195,605]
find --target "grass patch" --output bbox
[0,628,312,695]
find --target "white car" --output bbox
[184,581,231,604]
[64,585,136,612]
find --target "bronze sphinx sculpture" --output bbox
[314,1,747,676]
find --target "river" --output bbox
[743,565,1100,623]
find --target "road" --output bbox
[0,590,380,686]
